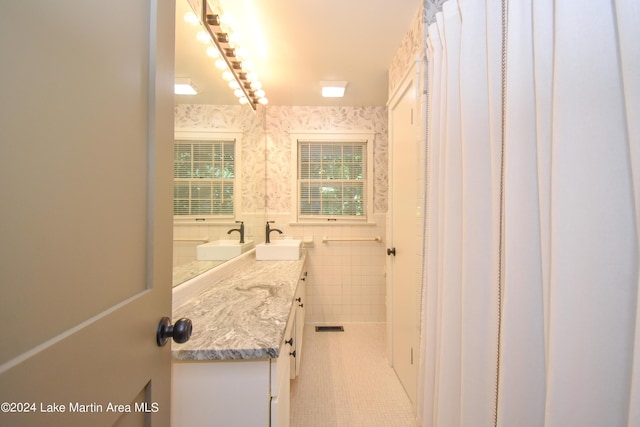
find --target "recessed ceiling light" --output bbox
[321,81,348,98]
[174,78,198,95]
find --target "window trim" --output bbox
[290,131,375,223]
[174,129,243,223]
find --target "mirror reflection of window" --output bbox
[174,140,236,218]
[172,131,247,288]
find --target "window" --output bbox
[174,131,241,219]
[292,132,374,222]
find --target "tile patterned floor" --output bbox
[290,323,419,427]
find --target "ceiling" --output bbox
[175,0,422,107]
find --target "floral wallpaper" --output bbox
[174,104,266,213]
[425,0,447,25]
[388,0,446,96]
[174,104,389,215]
[388,3,425,96]
[264,106,388,214]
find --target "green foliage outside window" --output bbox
[173,141,235,216]
[298,142,366,218]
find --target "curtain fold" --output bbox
[418,0,640,426]
[498,0,547,425]
[546,1,638,425]
[531,0,553,366]
[418,20,442,427]
[436,3,463,426]
[616,0,640,423]
[458,0,500,425]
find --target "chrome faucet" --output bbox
[265,221,283,244]
[227,221,245,243]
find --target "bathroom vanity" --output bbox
[171,253,307,427]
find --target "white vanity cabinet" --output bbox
[171,256,307,427]
[172,306,295,427]
[291,270,307,379]
[172,358,271,426]
[271,308,295,427]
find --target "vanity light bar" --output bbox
[201,3,263,111]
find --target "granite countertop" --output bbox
[172,253,306,361]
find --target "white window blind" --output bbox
[298,141,366,219]
[173,140,235,217]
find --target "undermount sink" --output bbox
[255,239,302,261]
[197,239,255,261]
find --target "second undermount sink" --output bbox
[255,239,302,260]
[197,239,255,261]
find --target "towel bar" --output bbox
[321,236,381,243]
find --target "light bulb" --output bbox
[196,31,211,44]
[250,81,262,90]
[215,59,228,70]
[228,80,240,90]
[239,96,249,105]
[222,71,234,81]
[206,46,220,58]
[228,33,242,45]
[235,47,248,60]
[220,13,234,26]
[234,89,244,98]
[258,97,268,105]
[255,89,266,98]
[241,60,254,71]
[184,12,199,25]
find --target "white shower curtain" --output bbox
[418,0,640,426]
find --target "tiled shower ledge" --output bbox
[171,252,306,361]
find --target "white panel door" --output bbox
[388,65,420,409]
[0,1,175,426]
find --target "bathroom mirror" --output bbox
[173,0,266,287]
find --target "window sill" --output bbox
[288,221,378,227]
[174,219,236,226]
